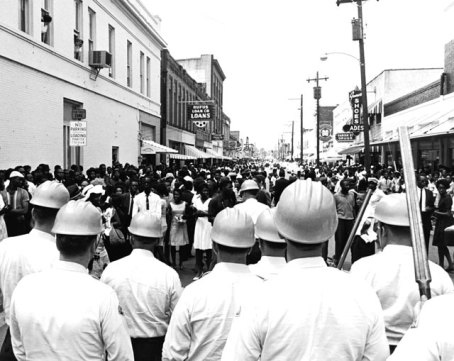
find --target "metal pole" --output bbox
[337,187,373,270]
[316,97,320,166]
[300,95,304,164]
[357,0,371,174]
[291,121,294,162]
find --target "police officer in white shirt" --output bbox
[0,181,69,360]
[248,208,286,280]
[132,177,161,218]
[350,193,453,353]
[101,211,182,361]
[222,179,389,361]
[9,200,133,361]
[389,293,454,361]
[162,208,263,361]
[234,180,269,224]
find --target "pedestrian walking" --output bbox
[168,189,189,269]
[0,172,29,237]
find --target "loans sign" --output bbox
[187,104,214,128]
[69,121,87,146]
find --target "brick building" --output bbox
[0,0,166,169]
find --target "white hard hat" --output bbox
[129,211,162,238]
[375,193,409,227]
[256,208,285,243]
[274,179,338,244]
[30,181,70,209]
[211,208,255,248]
[52,200,103,236]
[184,175,193,182]
[240,180,259,194]
[9,171,24,179]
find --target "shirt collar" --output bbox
[53,260,88,274]
[29,229,55,243]
[259,256,287,267]
[285,257,327,270]
[212,262,252,275]
[131,248,155,258]
[383,244,412,254]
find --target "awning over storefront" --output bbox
[205,148,232,160]
[184,145,211,159]
[169,154,196,160]
[141,140,178,155]
[338,145,364,155]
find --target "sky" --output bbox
[145,0,447,150]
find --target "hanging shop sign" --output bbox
[319,124,332,142]
[335,132,355,143]
[69,121,87,146]
[187,104,214,128]
[211,134,224,141]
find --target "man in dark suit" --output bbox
[273,169,289,206]
[118,180,139,235]
[417,175,435,252]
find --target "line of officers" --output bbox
[0,179,453,360]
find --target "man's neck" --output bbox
[33,223,55,235]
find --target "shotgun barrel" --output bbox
[398,126,432,300]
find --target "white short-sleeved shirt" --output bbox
[222,257,389,361]
[10,261,134,361]
[248,256,286,280]
[101,249,182,338]
[0,229,59,325]
[234,198,269,224]
[350,244,454,345]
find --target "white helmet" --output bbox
[52,200,103,236]
[255,208,285,243]
[30,181,70,209]
[240,180,259,194]
[274,179,338,244]
[211,208,255,248]
[375,193,409,227]
[129,211,162,238]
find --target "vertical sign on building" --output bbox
[349,90,364,135]
[69,121,87,146]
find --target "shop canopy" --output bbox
[338,145,364,155]
[141,140,178,155]
[184,145,211,159]
[206,148,232,160]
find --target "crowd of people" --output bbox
[0,159,453,360]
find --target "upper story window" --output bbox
[108,25,115,78]
[127,41,132,87]
[146,57,151,97]
[41,0,53,45]
[74,0,83,61]
[88,8,96,60]
[140,51,144,94]
[19,0,31,34]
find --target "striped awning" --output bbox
[141,140,178,155]
[206,149,232,160]
[184,145,211,159]
[169,154,196,160]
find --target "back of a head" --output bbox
[274,179,338,244]
[279,169,285,178]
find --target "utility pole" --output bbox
[300,95,303,164]
[307,71,328,166]
[337,0,372,174]
[291,120,294,162]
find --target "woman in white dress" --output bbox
[192,183,212,280]
[0,194,8,241]
[168,188,189,269]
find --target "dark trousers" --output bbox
[334,219,354,262]
[131,336,165,361]
[195,249,212,272]
[351,236,375,264]
[421,212,432,252]
[0,329,16,361]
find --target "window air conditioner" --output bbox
[89,50,112,68]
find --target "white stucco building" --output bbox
[0,0,166,169]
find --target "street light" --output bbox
[320,48,371,174]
